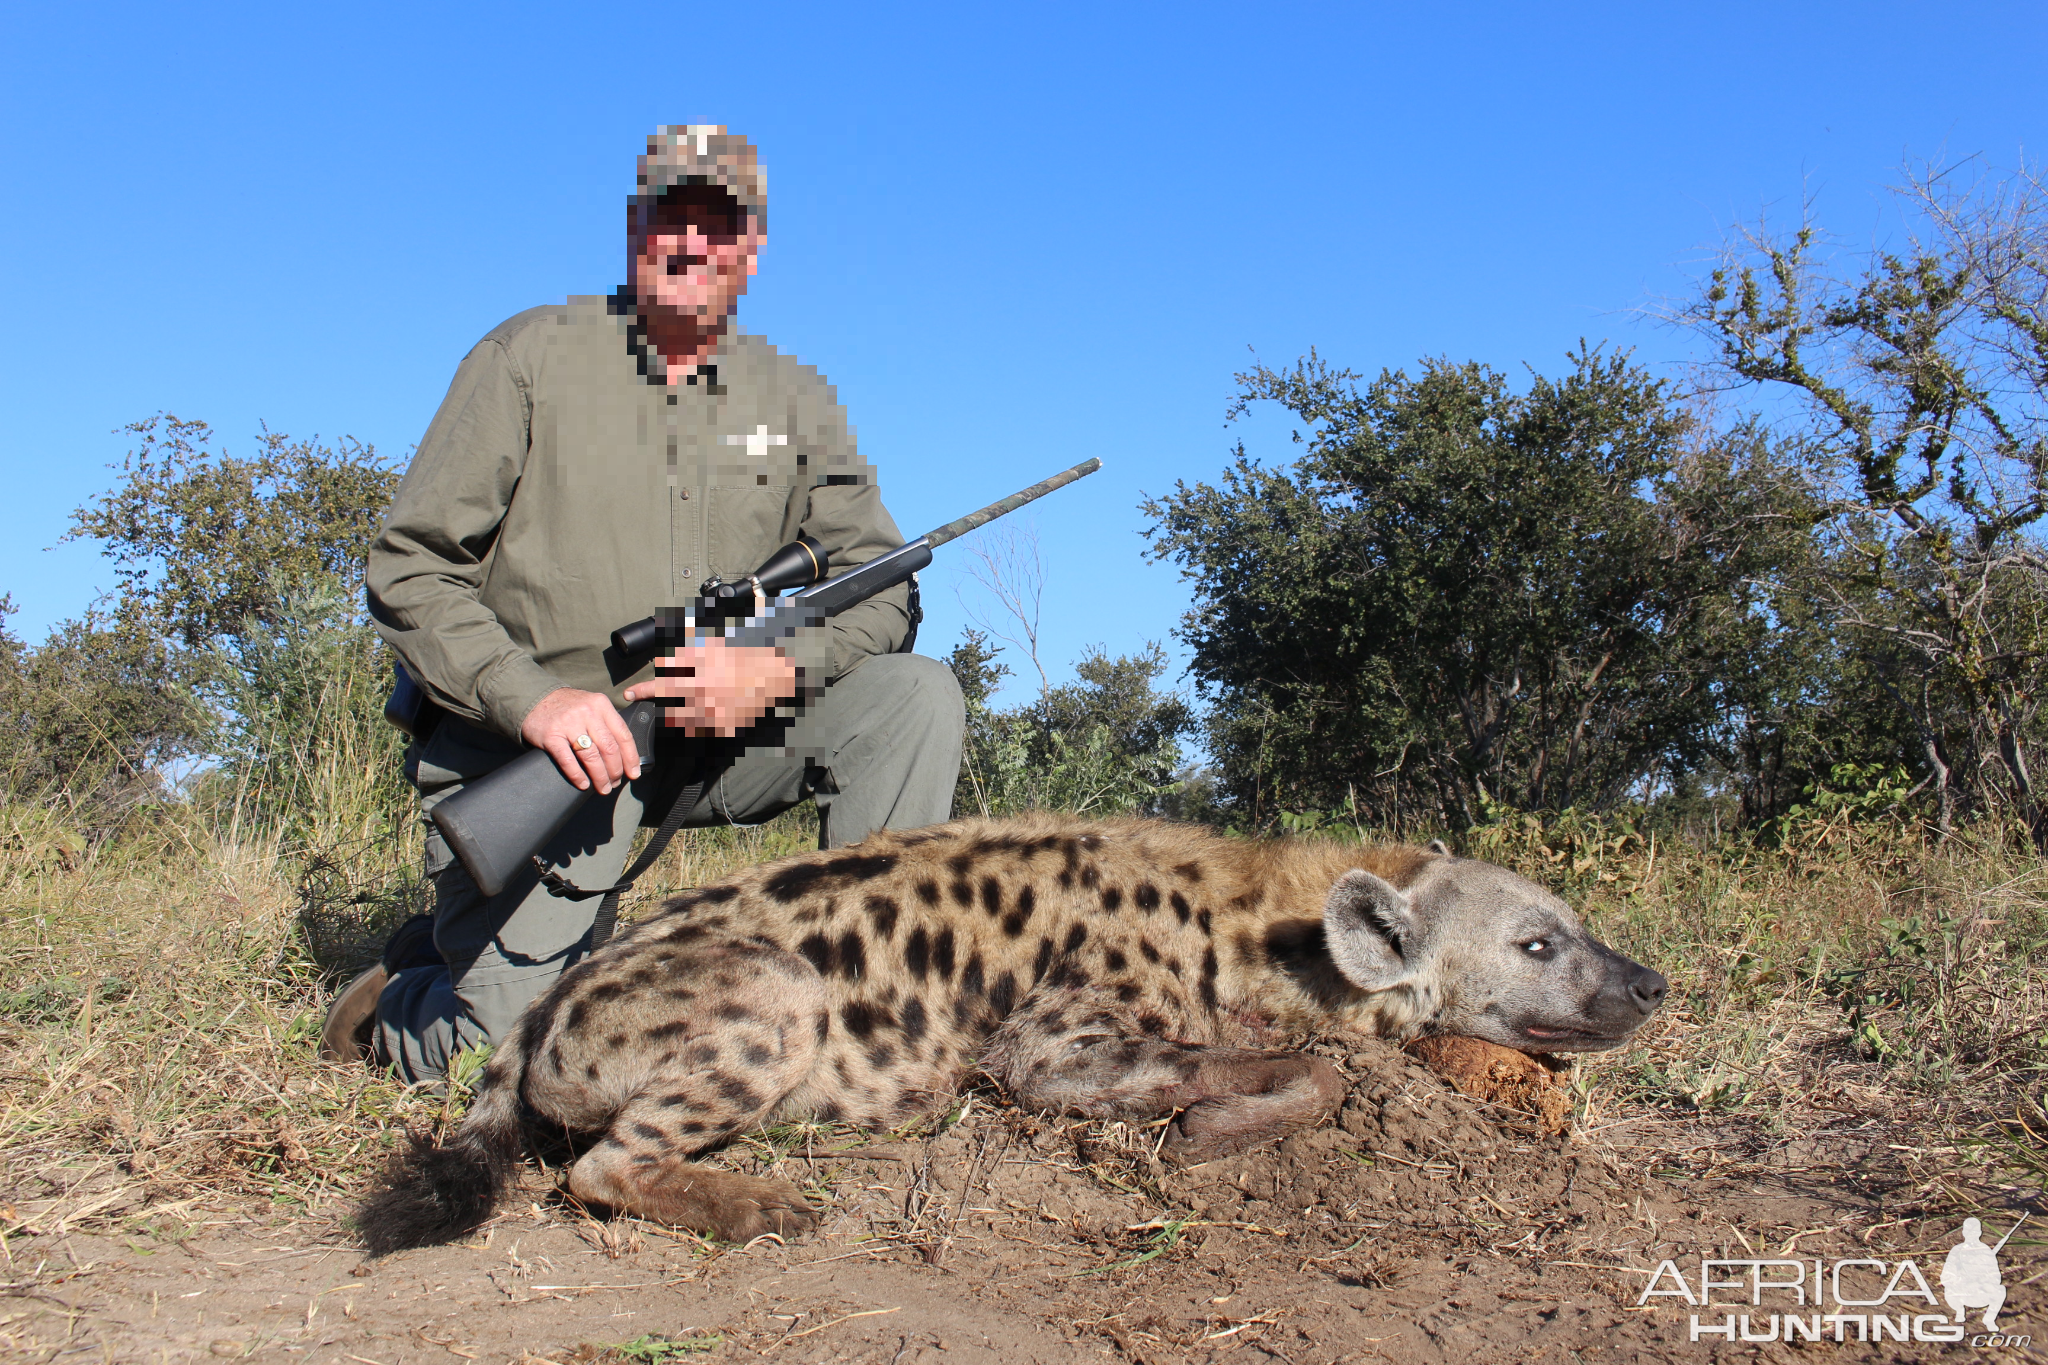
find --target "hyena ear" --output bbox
[1427,839,1452,857]
[1322,869,1419,992]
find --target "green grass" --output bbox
[601,1333,724,1360]
[1078,1216,1194,1275]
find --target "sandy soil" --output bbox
[7,1039,2042,1364]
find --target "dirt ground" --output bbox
[6,1038,2042,1365]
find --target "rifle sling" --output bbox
[531,758,726,949]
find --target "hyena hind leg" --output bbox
[567,1098,820,1243]
[983,992,1346,1162]
[558,941,827,1242]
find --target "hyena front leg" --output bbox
[524,937,827,1241]
[982,990,1345,1161]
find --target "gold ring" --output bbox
[573,734,594,751]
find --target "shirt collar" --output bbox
[608,289,731,390]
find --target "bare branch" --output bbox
[955,521,1051,695]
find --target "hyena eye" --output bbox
[1521,938,1553,957]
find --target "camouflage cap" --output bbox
[636,125,767,232]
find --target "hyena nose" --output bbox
[1627,965,1668,1014]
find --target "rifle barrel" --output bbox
[920,458,1102,549]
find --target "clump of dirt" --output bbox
[1405,1033,1572,1133]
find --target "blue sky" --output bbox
[3,1,2042,705]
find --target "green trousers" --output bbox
[373,653,964,1083]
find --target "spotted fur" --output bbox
[357,814,1663,1251]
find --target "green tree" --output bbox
[0,596,207,808]
[1143,347,1821,829]
[9,414,407,810]
[944,627,1012,817]
[945,629,1194,819]
[1676,160,2048,843]
[1039,644,1193,795]
[64,414,401,648]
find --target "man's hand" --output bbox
[521,688,642,793]
[624,638,799,736]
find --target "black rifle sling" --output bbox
[531,758,726,950]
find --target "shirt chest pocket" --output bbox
[707,484,798,578]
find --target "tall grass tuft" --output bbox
[177,577,426,978]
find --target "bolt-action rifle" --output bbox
[391,458,1101,898]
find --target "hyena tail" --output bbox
[355,1019,530,1255]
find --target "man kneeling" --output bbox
[321,125,963,1082]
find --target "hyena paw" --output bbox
[701,1174,819,1243]
[1160,1054,1347,1164]
[572,1161,819,1242]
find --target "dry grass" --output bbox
[1462,808,2048,1208]
[2,789,2044,1257]
[0,794,817,1246]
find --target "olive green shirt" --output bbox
[367,296,912,740]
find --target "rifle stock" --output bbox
[432,701,661,897]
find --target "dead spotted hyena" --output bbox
[357,815,1664,1251]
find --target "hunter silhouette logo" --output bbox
[1943,1214,2024,1332]
[1635,1213,2032,1347]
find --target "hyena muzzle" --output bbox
[356,815,1664,1252]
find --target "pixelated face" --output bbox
[629,185,762,323]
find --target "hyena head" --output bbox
[1322,852,1666,1053]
